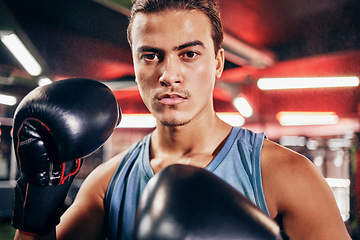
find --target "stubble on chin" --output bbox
[160,119,190,127]
[157,108,191,127]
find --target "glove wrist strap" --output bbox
[12,178,72,235]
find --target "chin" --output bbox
[154,106,198,127]
[159,118,191,127]
[161,121,188,127]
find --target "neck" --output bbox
[151,112,232,157]
[149,113,232,174]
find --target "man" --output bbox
[14,0,351,239]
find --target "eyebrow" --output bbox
[174,40,205,51]
[136,40,205,54]
[136,46,164,54]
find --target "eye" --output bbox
[181,51,199,61]
[141,53,160,62]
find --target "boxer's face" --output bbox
[131,9,224,127]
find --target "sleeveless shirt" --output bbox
[105,127,269,240]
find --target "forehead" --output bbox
[130,9,213,50]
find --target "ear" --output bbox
[215,48,225,80]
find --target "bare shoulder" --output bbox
[260,139,313,216]
[260,139,350,239]
[79,151,128,198]
[260,139,316,176]
[57,151,128,240]
[261,138,308,164]
[261,138,330,207]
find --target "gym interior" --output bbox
[0,0,359,239]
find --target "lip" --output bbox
[157,93,187,105]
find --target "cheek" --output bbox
[190,61,216,92]
[137,79,152,101]
[135,65,157,91]
[135,75,157,108]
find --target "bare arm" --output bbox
[57,154,124,240]
[261,139,351,240]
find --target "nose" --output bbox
[159,56,182,87]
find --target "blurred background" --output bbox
[0,0,359,239]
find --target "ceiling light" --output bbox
[279,136,306,146]
[37,77,52,86]
[0,32,42,76]
[258,77,359,90]
[325,178,350,189]
[233,94,253,118]
[0,93,17,106]
[277,111,339,126]
[117,114,157,128]
[217,112,245,126]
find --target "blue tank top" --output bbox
[105,127,269,240]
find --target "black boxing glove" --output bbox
[12,78,121,235]
[133,164,282,240]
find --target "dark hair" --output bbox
[127,0,223,55]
